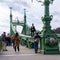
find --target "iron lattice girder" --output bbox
[12,22,24,26]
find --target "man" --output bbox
[34,32,41,53]
[1,32,7,51]
[31,23,36,37]
[6,33,11,46]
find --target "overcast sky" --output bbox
[0,0,60,35]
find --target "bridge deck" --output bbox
[0,42,60,55]
[0,45,40,55]
[0,44,60,60]
[0,45,60,60]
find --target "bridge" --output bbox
[0,1,60,60]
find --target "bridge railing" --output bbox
[20,34,34,48]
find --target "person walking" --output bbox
[6,33,11,46]
[34,32,41,53]
[13,32,20,52]
[1,32,7,51]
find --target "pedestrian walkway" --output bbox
[0,45,40,55]
[0,45,60,60]
[0,42,60,55]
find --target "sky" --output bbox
[0,0,60,35]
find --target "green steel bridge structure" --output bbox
[10,8,31,36]
[0,0,60,54]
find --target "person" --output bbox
[31,23,36,37]
[13,32,20,52]
[11,35,14,48]
[34,32,41,53]
[1,32,7,51]
[6,33,11,46]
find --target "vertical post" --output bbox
[41,0,59,54]
[44,0,50,16]
[24,9,26,35]
[15,25,17,32]
[10,7,13,36]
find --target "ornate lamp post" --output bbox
[32,0,59,54]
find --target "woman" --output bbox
[13,32,20,52]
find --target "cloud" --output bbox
[0,0,60,34]
[0,0,30,11]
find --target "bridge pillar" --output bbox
[41,0,59,54]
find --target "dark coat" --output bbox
[13,36,20,47]
[31,26,36,32]
[34,34,41,50]
[1,34,6,42]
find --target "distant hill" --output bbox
[53,27,60,34]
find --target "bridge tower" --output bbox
[22,9,27,35]
[10,7,27,36]
[10,7,13,36]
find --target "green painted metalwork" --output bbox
[10,8,25,36]
[20,34,34,48]
[41,0,59,54]
[22,9,27,35]
[9,7,34,49]
[10,7,13,36]
[9,8,33,49]
[10,8,33,36]
[10,8,30,36]
[10,7,17,36]
[9,0,60,53]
